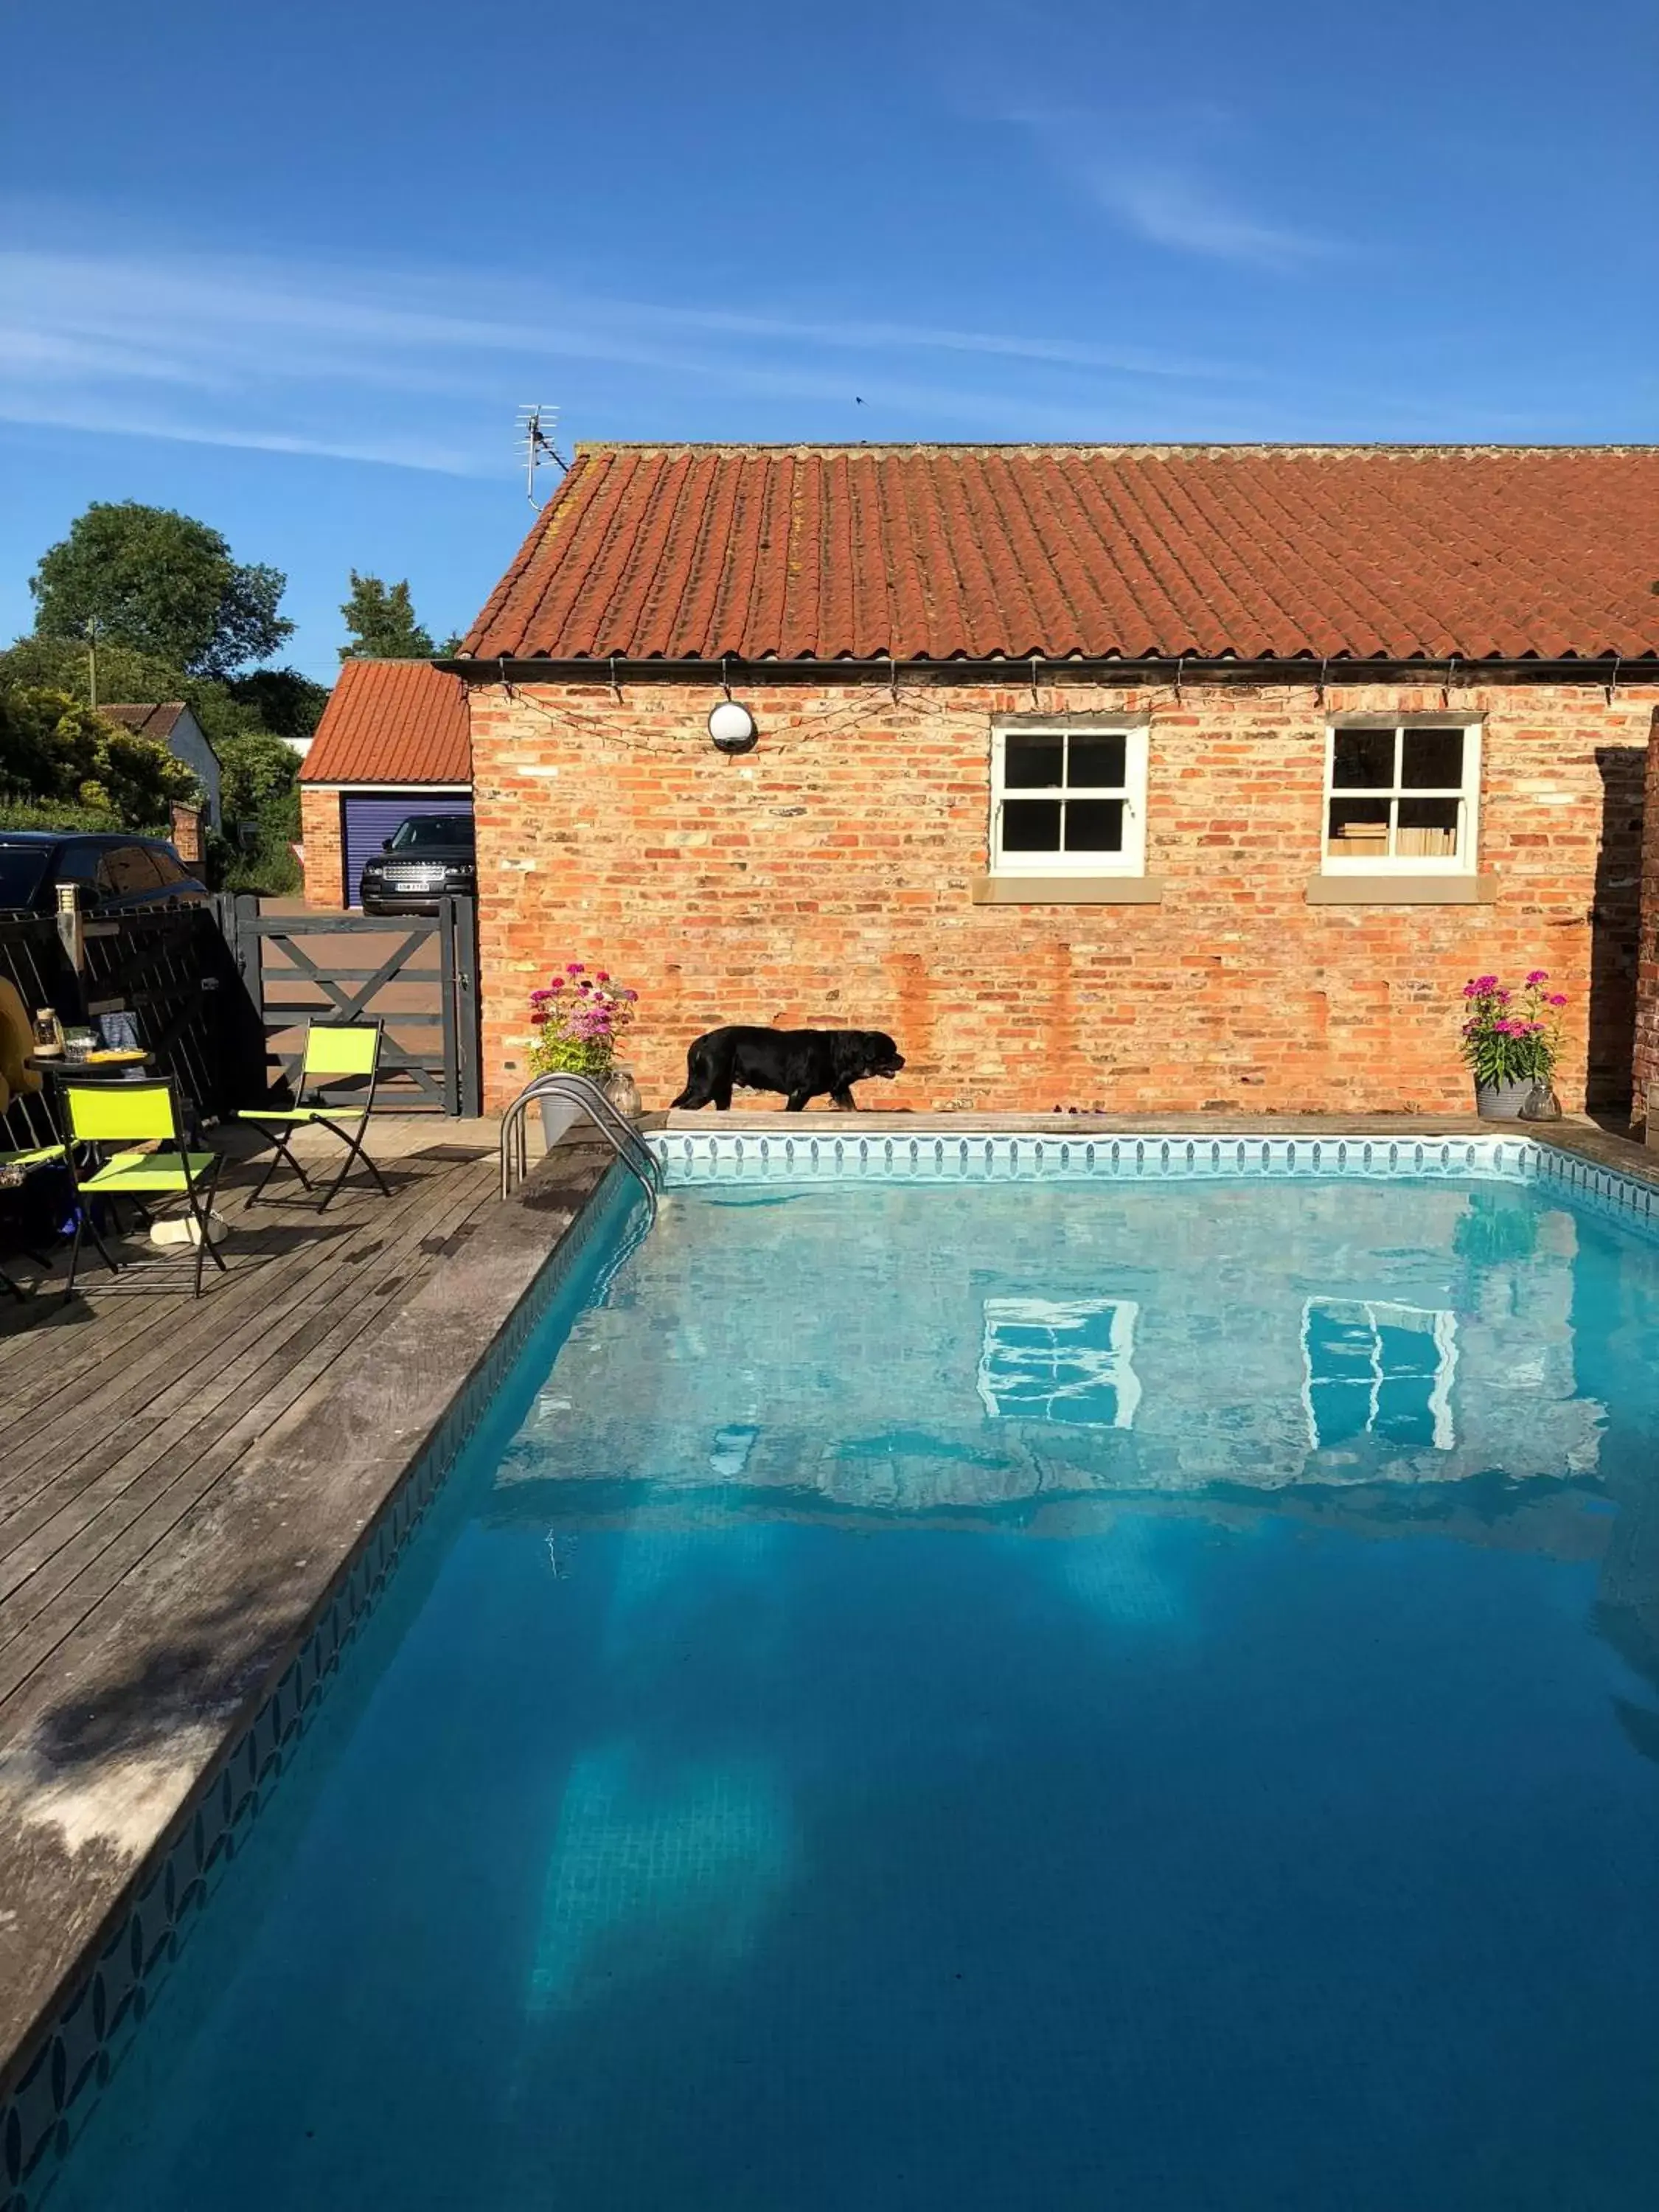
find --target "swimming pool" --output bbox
[25,1153,1659,2209]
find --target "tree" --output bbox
[227,667,330,742]
[29,502,293,679]
[213,728,303,897]
[338,571,437,660]
[217,729,300,824]
[0,636,328,764]
[0,632,189,713]
[0,685,198,827]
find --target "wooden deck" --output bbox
[0,1121,501,1748]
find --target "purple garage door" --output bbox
[341,793,473,907]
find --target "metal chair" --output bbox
[240,1020,390,1213]
[61,1077,226,1298]
[0,1143,69,1295]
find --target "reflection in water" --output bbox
[977,1295,1141,1427]
[501,1180,1605,1514]
[1301,1299,1457,1453]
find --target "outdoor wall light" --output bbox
[707,700,758,753]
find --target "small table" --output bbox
[27,1051,152,1081]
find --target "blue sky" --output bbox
[3,0,1656,678]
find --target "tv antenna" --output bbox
[517,404,566,507]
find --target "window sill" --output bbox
[972,874,1165,905]
[1305,874,1497,905]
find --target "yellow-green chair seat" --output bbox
[240,1106,368,1124]
[80,1152,222,1195]
[0,1144,65,1169]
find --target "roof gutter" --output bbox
[437,653,1655,694]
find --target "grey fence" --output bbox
[0,907,267,1150]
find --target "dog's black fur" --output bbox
[671,1026,905,1113]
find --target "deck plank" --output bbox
[0,1164,498,1652]
[0,1172,500,1708]
[0,1135,504,1709]
[0,1158,481,1515]
[0,1150,452,1433]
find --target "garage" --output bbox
[342,792,474,909]
[296,661,473,908]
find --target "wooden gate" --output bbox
[217,895,481,1115]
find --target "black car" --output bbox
[358,814,476,916]
[0,832,208,918]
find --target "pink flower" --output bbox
[566,961,585,975]
[1526,970,1548,986]
[1548,993,1567,1007]
[596,970,611,983]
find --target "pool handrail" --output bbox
[498,1073,661,1220]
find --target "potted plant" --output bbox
[1458,970,1567,1119]
[528,963,640,1147]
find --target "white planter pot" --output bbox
[536,1068,640,1152]
[538,1093,583,1150]
[1474,1076,1535,1121]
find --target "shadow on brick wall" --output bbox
[1589,744,1646,1118]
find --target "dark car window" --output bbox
[149,845,189,886]
[57,841,104,886]
[0,845,51,908]
[389,815,474,850]
[97,846,165,900]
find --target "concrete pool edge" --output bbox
[0,1136,625,2198]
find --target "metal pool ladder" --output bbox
[498,1073,663,1221]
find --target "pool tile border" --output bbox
[0,1161,633,2212]
[653,1125,1659,1242]
[651,1127,1540,1184]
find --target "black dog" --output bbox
[671,1026,905,1113]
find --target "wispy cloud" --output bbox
[0,232,1265,473]
[1090,167,1335,272]
[0,394,476,473]
[984,95,1340,274]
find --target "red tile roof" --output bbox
[462,443,1659,665]
[101,701,188,740]
[300,659,471,785]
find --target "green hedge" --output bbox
[0,799,148,834]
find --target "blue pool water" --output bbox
[41,1175,1659,2210]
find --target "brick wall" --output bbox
[1630,711,1659,1136]
[470,675,1656,1116]
[299,786,344,908]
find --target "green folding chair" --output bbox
[240,1019,390,1213]
[61,1079,226,1298]
[0,1142,69,1296]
